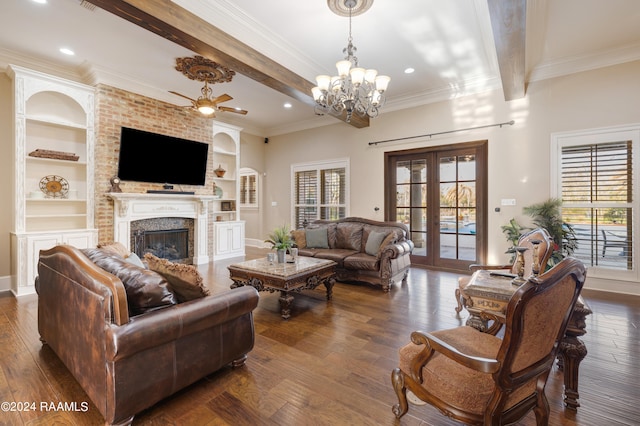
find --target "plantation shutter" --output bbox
[292,160,349,229]
[294,170,318,228]
[320,168,346,221]
[560,141,633,269]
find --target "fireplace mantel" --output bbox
[107,192,216,264]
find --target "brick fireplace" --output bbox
[93,84,215,255]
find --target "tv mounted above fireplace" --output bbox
[117,127,209,186]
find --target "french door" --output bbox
[385,141,487,271]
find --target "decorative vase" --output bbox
[212,181,223,198]
[214,164,226,178]
[277,249,286,263]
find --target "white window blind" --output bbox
[292,159,349,229]
[561,141,632,269]
[552,125,639,281]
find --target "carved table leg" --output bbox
[279,291,294,320]
[557,336,588,410]
[324,277,335,300]
[465,312,488,332]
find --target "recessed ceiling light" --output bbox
[59,48,75,56]
[32,0,47,4]
[283,103,292,109]
[404,67,415,74]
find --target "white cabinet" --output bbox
[11,230,97,296]
[9,65,97,295]
[213,221,245,259]
[212,122,245,258]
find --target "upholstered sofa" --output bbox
[291,217,413,292]
[35,244,259,426]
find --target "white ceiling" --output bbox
[1,0,639,136]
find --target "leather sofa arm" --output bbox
[381,240,414,259]
[106,286,259,361]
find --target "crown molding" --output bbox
[529,42,640,82]
[0,47,88,84]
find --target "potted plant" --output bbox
[501,218,527,263]
[265,224,293,263]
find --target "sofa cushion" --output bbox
[291,229,307,249]
[336,223,364,251]
[297,248,318,257]
[313,249,359,267]
[306,228,329,248]
[365,230,388,256]
[144,253,210,303]
[343,252,380,271]
[82,248,177,316]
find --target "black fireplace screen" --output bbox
[133,228,189,261]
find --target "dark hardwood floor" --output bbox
[1,247,639,425]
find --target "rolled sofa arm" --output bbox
[106,286,259,361]
[380,240,414,259]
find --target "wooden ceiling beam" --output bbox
[487,0,527,101]
[89,0,369,128]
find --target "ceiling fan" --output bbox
[169,81,248,117]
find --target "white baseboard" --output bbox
[245,238,270,248]
[0,275,11,293]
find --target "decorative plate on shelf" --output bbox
[39,175,69,198]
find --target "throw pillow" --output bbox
[365,231,389,256]
[97,241,130,258]
[124,252,146,268]
[305,228,329,249]
[82,248,177,316]
[144,253,210,302]
[291,229,307,248]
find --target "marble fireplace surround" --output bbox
[107,193,215,265]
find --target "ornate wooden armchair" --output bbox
[455,227,554,314]
[391,257,586,425]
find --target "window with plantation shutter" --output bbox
[239,168,258,208]
[292,159,349,229]
[552,125,639,281]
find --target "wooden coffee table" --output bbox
[228,256,336,319]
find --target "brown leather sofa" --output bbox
[293,217,414,292]
[35,244,259,426]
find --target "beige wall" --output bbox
[238,133,266,244]
[259,60,640,295]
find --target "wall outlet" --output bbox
[501,198,516,206]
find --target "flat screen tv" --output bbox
[117,127,209,186]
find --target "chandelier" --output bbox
[312,0,390,122]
